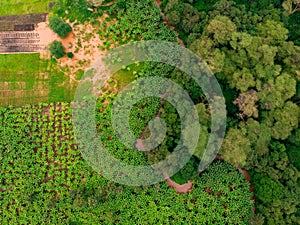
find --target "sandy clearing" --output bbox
[35,15,107,77]
[58,21,106,76]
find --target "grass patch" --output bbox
[112,65,137,90]
[0,0,53,16]
[0,53,74,106]
[0,53,42,73]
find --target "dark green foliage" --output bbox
[285,12,300,45]
[171,156,199,184]
[163,0,300,223]
[49,40,65,59]
[49,15,72,38]
[250,141,300,224]
[288,128,300,148]
[67,52,74,58]
[253,174,285,204]
[287,128,300,170]
[287,144,300,170]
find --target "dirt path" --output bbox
[34,19,57,55]
[150,0,192,193]
[155,0,186,48]
[36,14,109,92]
[153,2,256,201]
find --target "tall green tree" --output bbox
[49,40,65,59]
[220,127,252,168]
[49,15,72,39]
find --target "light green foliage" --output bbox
[53,0,105,23]
[231,68,256,92]
[230,32,253,50]
[0,104,253,224]
[220,128,252,168]
[103,0,177,46]
[77,161,253,224]
[2,0,300,224]
[206,15,237,45]
[0,103,105,223]
[193,103,209,159]
[0,54,72,106]
[256,20,288,45]
[258,72,297,109]
[282,0,300,16]
[187,7,299,197]
[258,45,278,66]
[0,0,53,16]
[242,118,272,156]
[189,38,225,73]
[95,98,150,166]
[270,101,299,140]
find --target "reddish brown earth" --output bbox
[163,173,193,194]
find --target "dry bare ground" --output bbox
[58,20,106,77]
[37,15,109,92]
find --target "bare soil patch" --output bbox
[163,173,193,194]
[58,20,106,77]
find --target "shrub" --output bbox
[49,41,65,59]
[49,15,72,39]
[67,52,74,58]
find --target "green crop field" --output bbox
[0,0,53,16]
[0,53,73,106]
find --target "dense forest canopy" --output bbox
[161,0,300,223]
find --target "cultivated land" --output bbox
[0,0,54,16]
[0,53,72,106]
[0,9,108,106]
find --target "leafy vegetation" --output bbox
[1,0,300,224]
[49,15,72,39]
[53,0,109,23]
[162,0,300,223]
[49,40,66,59]
[0,104,253,224]
[67,52,74,58]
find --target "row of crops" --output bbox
[0,102,253,223]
